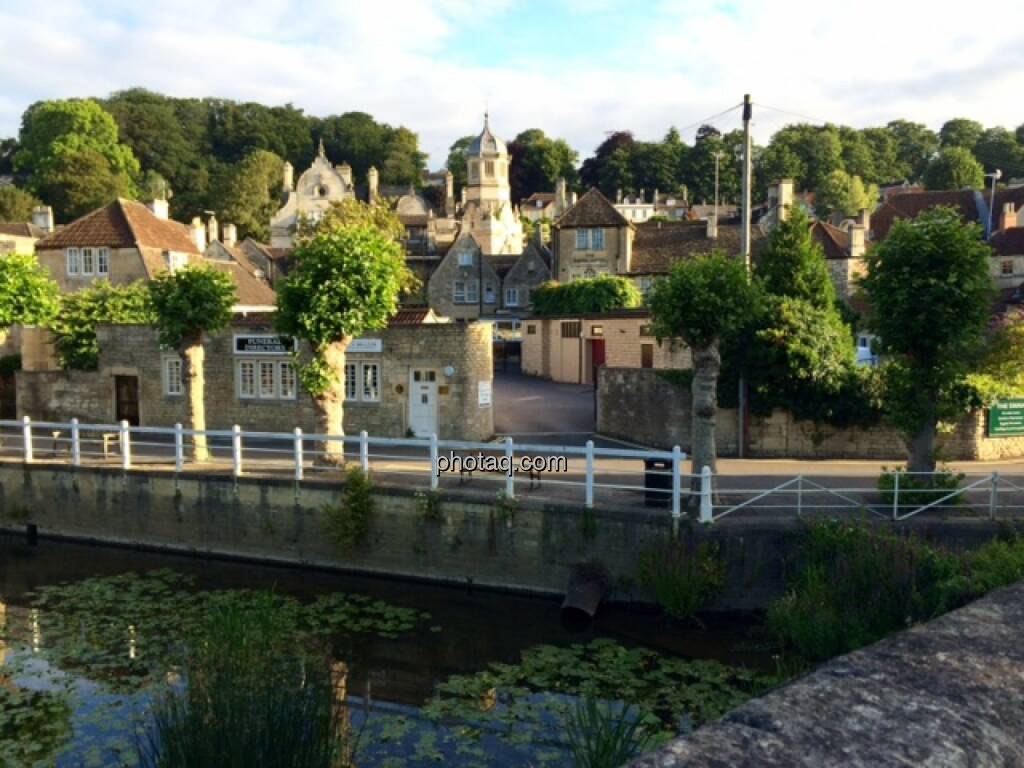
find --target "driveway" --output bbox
[493,368,595,440]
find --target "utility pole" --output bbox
[738,94,753,459]
[712,150,723,228]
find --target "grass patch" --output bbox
[637,539,726,623]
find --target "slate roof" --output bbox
[554,188,631,229]
[990,227,1024,256]
[627,220,760,275]
[486,254,520,279]
[810,220,851,260]
[870,190,981,241]
[35,199,199,255]
[0,222,47,238]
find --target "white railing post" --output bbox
[430,433,439,491]
[231,424,242,477]
[293,428,304,482]
[671,445,682,520]
[359,430,369,473]
[174,423,184,472]
[21,416,32,463]
[584,439,595,509]
[70,418,81,467]
[989,471,1000,519]
[505,436,515,498]
[796,474,803,516]
[120,420,131,470]
[892,471,900,520]
[699,465,713,523]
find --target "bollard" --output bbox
[232,425,243,477]
[120,420,131,470]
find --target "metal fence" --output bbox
[2,417,1021,523]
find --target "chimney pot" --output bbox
[190,217,206,253]
[282,162,294,192]
[207,213,219,244]
[31,205,54,234]
[1000,202,1017,231]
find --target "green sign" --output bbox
[989,399,1024,437]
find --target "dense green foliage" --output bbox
[139,595,354,768]
[769,521,1024,664]
[755,209,836,308]
[51,281,154,369]
[531,275,642,316]
[923,146,985,190]
[636,540,726,622]
[0,252,60,329]
[325,467,375,549]
[814,169,878,217]
[147,266,237,348]
[860,208,994,468]
[509,128,579,203]
[877,465,965,509]
[0,185,41,221]
[213,149,284,240]
[275,219,408,396]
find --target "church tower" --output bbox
[462,114,523,255]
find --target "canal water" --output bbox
[0,534,772,767]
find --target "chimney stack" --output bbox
[570,191,578,206]
[338,162,353,187]
[616,188,623,203]
[849,224,867,260]
[146,198,169,221]
[282,161,294,192]
[556,177,568,213]
[653,188,659,207]
[223,223,237,248]
[206,213,219,244]
[776,179,794,223]
[706,213,718,240]
[367,166,379,204]
[1000,202,1017,232]
[444,170,454,217]
[857,207,871,232]
[190,217,206,253]
[31,205,54,234]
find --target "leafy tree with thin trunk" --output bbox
[148,267,236,462]
[0,186,42,222]
[859,207,993,473]
[0,253,60,330]
[647,252,757,482]
[275,222,408,463]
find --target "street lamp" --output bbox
[986,169,1002,238]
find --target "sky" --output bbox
[1,0,1023,168]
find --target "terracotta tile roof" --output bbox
[35,199,200,255]
[554,188,631,229]
[388,307,445,326]
[870,190,981,241]
[0,222,46,238]
[628,220,760,275]
[810,220,850,260]
[990,227,1024,256]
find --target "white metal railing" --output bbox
[697,466,1024,523]
[0,417,692,518]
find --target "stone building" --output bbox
[521,309,690,384]
[0,206,53,255]
[460,114,524,257]
[17,310,494,441]
[269,140,358,248]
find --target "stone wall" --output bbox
[16,320,494,441]
[631,580,1024,767]
[0,463,1008,611]
[598,367,1024,461]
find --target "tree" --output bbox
[861,127,903,183]
[16,99,139,220]
[647,253,757,479]
[923,147,985,191]
[579,131,635,195]
[314,112,424,185]
[50,281,153,369]
[0,253,60,329]
[148,267,237,461]
[445,135,475,196]
[815,169,878,218]
[275,222,408,462]
[215,149,284,241]
[939,118,984,152]
[859,208,993,473]
[508,129,578,203]
[885,120,939,181]
[973,127,1024,178]
[0,186,41,222]
[531,276,641,316]
[756,209,836,308]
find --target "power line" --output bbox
[676,102,744,137]
[755,102,836,126]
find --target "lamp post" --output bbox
[986,169,1002,238]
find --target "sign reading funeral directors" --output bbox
[234,334,297,356]
[988,399,1024,438]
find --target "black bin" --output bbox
[643,458,672,507]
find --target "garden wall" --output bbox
[598,368,1024,461]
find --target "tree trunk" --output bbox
[690,342,721,490]
[906,416,938,476]
[313,339,351,465]
[181,335,208,463]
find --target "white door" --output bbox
[408,369,439,437]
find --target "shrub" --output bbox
[324,467,374,549]
[565,695,658,768]
[637,540,725,622]
[959,528,1024,599]
[878,465,965,510]
[414,489,443,522]
[767,520,963,662]
[531,275,642,316]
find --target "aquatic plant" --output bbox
[566,695,658,768]
[0,685,72,766]
[636,539,726,623]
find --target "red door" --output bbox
[591,339,606,367]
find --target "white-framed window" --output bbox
[484,281,496,304]
[505,287,519,307]
[97,247,110,276]
[591,229,605,250]
[458,251,474,267]
[466,279,479,303]
[238,360,257,398]
[163,356,183,396]
[66,248,81,276]
[258,360,276,398]
[279,362,296,399]
[453,280,466,303]
[575,230,589,250]
[1002,260,1014,275]
[81,247,95,275]
[345,361,380,403]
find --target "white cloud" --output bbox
[0,0,1021,167]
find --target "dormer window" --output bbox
[458,251,474,267]
[164,251,189,273]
